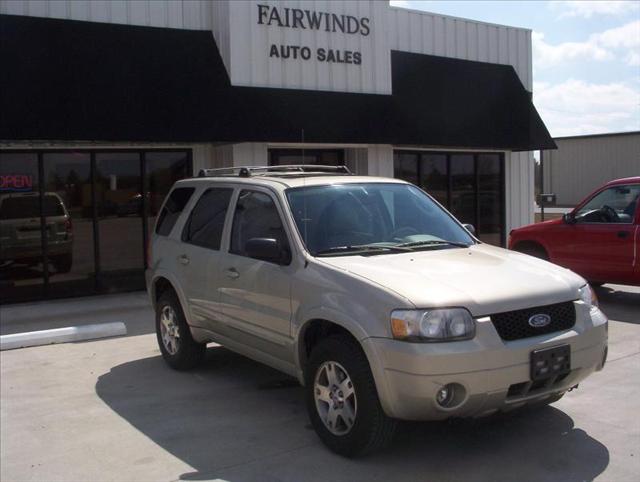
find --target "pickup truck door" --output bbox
[555,184,639,284]
[216,188,294,364]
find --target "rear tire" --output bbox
[156,290,206,370]
[515,243,549,261]
[305,335,397,457]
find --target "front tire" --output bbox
[156,290,206,370]
[305,335,397,457]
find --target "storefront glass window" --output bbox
[393,152,419,186]
[95,152,144,292]
[0,153,44,301]
[419,153,448,206]
[269,149,344,166]
[450,154,476,227]
[477,154,503,246]
[394,151,505,246]
[1,149,191,303]
[42,152,95,298]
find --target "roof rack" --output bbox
[197,165,352,178]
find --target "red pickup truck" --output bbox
[509,177,640,287]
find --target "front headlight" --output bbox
[578,284,599,308]
[391,308,476,342]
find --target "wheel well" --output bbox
[513,240,549,259]
[299,319,359,370]
[153,277,175,305]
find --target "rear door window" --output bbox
[182,187,233,250]
[155,187,195,236]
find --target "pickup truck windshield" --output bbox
[286,183,475,255]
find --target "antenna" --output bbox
[302,128,308,247]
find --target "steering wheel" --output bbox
[391,226,420,239]
[600,205,619,222]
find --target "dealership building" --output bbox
[0,0,554,302]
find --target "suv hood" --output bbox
[317,244,583,316]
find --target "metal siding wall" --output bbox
[387,7,531,90]
[0,0,212,30]
[542,133,640,206]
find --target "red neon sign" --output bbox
[0,174,34,191]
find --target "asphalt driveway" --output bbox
[1,285,638,481]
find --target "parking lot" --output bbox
[1,285,638,482]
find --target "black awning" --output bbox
[0,14,555,150]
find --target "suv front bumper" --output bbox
[363,302,607,421]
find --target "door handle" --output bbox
[617,231,629,238]
[178,254,190,265]
[225,268,240,279]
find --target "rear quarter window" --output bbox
[155,187,195,236]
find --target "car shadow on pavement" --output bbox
[96,346,609,482]
[596,285,640,324]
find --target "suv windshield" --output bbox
[286,183,475,255]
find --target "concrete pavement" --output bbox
[1,285,638,481]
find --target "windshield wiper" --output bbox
[315,244,412,257]
[397,240,472,249]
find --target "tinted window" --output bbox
[183,188,233,249]
[230,191,289,257]
[156,187,195,236]
[0,195,64,219]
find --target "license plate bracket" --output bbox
[530,345,571,381]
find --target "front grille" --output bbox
[490,301,576,341]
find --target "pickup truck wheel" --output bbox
[305,335,397,457]
[515,243,549,261]
[156,291,206,370]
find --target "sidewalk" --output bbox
[0,291,153,337]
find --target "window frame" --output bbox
[227,187,293,265]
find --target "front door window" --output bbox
[575,185,640,224]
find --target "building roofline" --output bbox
[388,5,532,32]
[553,131,640,141]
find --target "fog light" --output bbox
[436,384,455,407]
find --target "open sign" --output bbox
[0,174,34,191]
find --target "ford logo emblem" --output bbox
[529,314,551,328]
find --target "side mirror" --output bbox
[463,224,476,235]
[562,213,576,225]
[245,238,290,264]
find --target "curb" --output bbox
[0,322,127,351]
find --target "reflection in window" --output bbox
[95,152,144,291]
[0,153,44,301]
[42,152,94,297]
[450,154,475,226]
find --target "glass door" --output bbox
[95,152,145,292]
[0,153,45,302]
